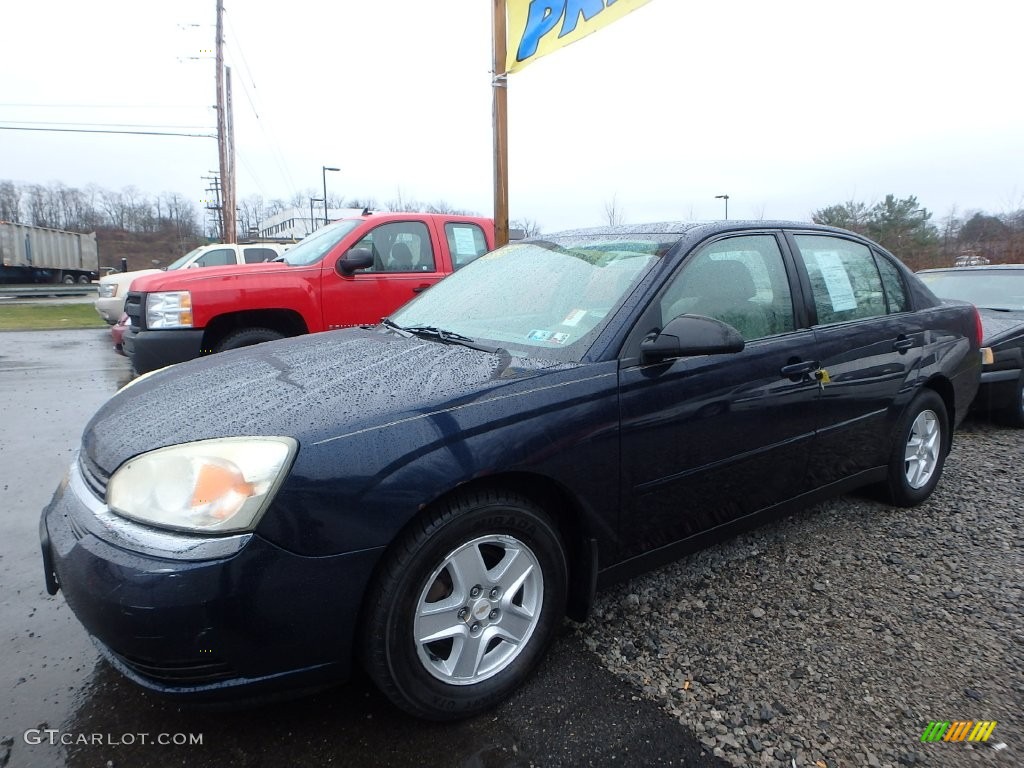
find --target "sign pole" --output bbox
[492,0,510,248]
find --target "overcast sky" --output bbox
[2,0,1022,233]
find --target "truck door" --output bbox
[321,220,445,330]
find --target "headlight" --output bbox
[98,283,118,298]
[146,291,193,328]
[107,437,297,533]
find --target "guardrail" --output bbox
[0,284,98,298]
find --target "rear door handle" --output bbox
[893,335,914,353]
[780,360,820,378]
[412,284,431,294]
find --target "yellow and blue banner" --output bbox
[506,0,653,73]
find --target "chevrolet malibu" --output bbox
[41,221,981,720]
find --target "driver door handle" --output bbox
[780,360,820,378]
[893,335,914,353]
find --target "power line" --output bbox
[0,125,215,138]
[0,119,215,130]
[0,102,211,110]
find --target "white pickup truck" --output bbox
[94,242,291,324]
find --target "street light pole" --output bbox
[310,197,324,235]
[715,194,730,220]
[322,166,340,225]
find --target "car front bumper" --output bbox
[95,296,125,325]
[40,457,383,700]
[125,328,205,374]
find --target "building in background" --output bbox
[258,207,367,240]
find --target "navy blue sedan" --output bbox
[41,221,981,720]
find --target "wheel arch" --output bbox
[201,309,308,352]
[360,471,599,641]
[919,374,955,453]
[443,473,599,623]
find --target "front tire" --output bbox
[361,490,567,720]
[214,327,284,352]
[883,389,948,506]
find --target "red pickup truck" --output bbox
[123,212,494,373]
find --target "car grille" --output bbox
[109,650,236,685]
[78,452,109,500]
[124,291,144,331]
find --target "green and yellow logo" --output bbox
[920,721,997,743]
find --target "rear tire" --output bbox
[361,490,567,721]
[214,327,284,352]
[883,389,948,507]
[61,274,75,285]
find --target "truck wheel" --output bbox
[361,490,567,720]
[62,274,75,285]
[77,275,91,284]
[214,328,284,352]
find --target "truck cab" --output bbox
[123,213,494,373]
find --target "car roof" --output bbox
[544,220,867,239]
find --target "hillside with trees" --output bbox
[812,194,1024,270]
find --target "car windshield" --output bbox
[280,220,363,266]
[918,270,1024,311]
[389,234,673,361]
[165,247,204,271]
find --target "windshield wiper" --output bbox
[401,324,503,354]
[380,317,413,336]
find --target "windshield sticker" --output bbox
[551,332,570,344]
[561,309,587,326]
[527,329,553,341]
[813,251,858,312]
[452,226,478,255]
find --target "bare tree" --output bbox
[238,194,267,237]
[603,194,625,226]
[0,181,21,222]
[344,197,378,211]
[511,217,542,237]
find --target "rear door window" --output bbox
[445,223,489,269]
[874,253,909,313]
[793,235,886,324]
[193,248,235,268]
[243,247,279,263]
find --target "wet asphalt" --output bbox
[0,329,724,768]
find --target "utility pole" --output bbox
[202,174,223,240]
[225,65,237,242]
[491,0,509,248]
[214,0,235,242]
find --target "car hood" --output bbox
[101,268,162,289]
[82,328,574,473]
[130,262,292,292]
[978,308,1024,345]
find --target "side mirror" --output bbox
[640,314,745,364]
[337,247,374,276]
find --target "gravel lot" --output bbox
[580,418,1021,768]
